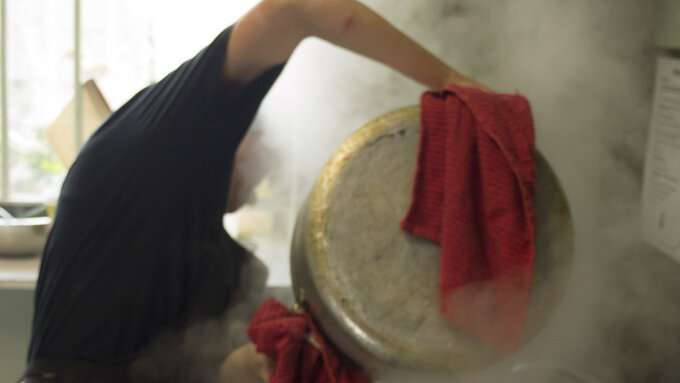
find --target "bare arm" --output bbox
[224,0,487,90]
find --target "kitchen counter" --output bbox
[0,255,40,290]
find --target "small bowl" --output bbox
[0,202,52,258]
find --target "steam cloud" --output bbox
[130,0,679,382]
[129,256,270,383]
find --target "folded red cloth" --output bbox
[248,299,371,383]
[401,85,536,351]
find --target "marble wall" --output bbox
[250,0,676,381]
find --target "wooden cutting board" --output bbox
[46,79,112,169]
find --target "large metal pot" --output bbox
[290,106,574,376]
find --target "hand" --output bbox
[218,342,275,383]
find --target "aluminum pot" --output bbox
[290,106,574,376]
[0,202,52,257]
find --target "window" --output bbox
[2,0,74,201]
[1,0,262,201]
[1,0,297,285]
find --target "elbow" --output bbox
[341,10,358,34]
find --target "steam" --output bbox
[129,255,270,383]
[128,0,678,382]
[256,0,675,381]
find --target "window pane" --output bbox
[81,0,256,109]
[7,0,72,201]
[81,0,155,109]
[4,0,293,285]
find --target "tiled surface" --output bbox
[0,289,33,383]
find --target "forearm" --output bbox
[297,0,460,89]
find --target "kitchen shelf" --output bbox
[0,255,40,290]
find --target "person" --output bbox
[21,0,489,382]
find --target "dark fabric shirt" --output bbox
[28,25,285,363]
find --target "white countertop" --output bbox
[0,255,40,289]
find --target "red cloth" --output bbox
[248,299,371,383]
[401,85,536,351]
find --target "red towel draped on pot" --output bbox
[401,85,536,351]
[248,299,371,383]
